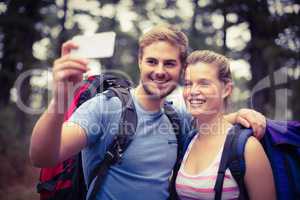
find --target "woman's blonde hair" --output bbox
[186,50,232,83]
[186,50,233,106]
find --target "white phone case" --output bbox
[70,32,116,59]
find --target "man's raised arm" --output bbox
[29,41,89,167]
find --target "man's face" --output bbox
[139,41,182,99]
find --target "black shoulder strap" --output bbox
[87,87,137,200]
[163,102,181,142]
[214,127,236,200]
[72,153,87,200]
[107,87,137,149]
[163,102,182,200]
[214,125,251,200]
[77,74,132,108]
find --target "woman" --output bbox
[175,50,276,200]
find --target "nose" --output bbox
[155,64,166,79]
[190,84,201,96]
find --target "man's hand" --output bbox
[225,109,266,139]
[52,41,90,111]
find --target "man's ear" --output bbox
[222,81,233,99]
[138,56,143,71]
[138,58,141,69]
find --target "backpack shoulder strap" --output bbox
[108,87,137,150]
[87,86,137,200]
[163,102,181,145]
[214,127,237,200]
[228,126,252,200]
[163,102,183,200]
[214,125,252,200]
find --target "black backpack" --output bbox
[37,73,182,200]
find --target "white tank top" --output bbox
[176,133,240,200]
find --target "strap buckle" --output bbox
[104,138,123,164]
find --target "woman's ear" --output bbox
[222,81,233,99]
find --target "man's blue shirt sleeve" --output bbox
[68,94,122,146]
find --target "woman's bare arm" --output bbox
[244,137,276,200]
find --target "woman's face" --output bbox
[183,62,231,118]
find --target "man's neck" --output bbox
[134,85,164,112]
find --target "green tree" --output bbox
[202,0,299,119]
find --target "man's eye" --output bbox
[165,62,176,67]
[147,59,157,65]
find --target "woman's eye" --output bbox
[199,80,210,86]
[184,82,192,87]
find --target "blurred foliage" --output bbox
[0,0,298,136]
[0,0,299,198]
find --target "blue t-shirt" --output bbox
[69,89,192,200]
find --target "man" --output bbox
[30,25,265,199]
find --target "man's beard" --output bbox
[141,80,177,100]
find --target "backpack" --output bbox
[37,73,182,200]
[214,120,300,200]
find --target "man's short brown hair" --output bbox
[138,25,189,66]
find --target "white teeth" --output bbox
[153,80,167,84]
[190,99,206,105]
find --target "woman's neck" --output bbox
[196,114,232,139]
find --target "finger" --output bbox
[254,123,266,140]
[54,55,89,66]
[53,60,89,73]
[250,112,266,139]
[61,41,79,56]
[55,69,85,82]
[53,61,89,73]
[236,116,250,128]
[54,68,86,83]
[251,122,259,137]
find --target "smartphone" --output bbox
[70,32,116,59]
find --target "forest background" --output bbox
[0,0,299,199]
